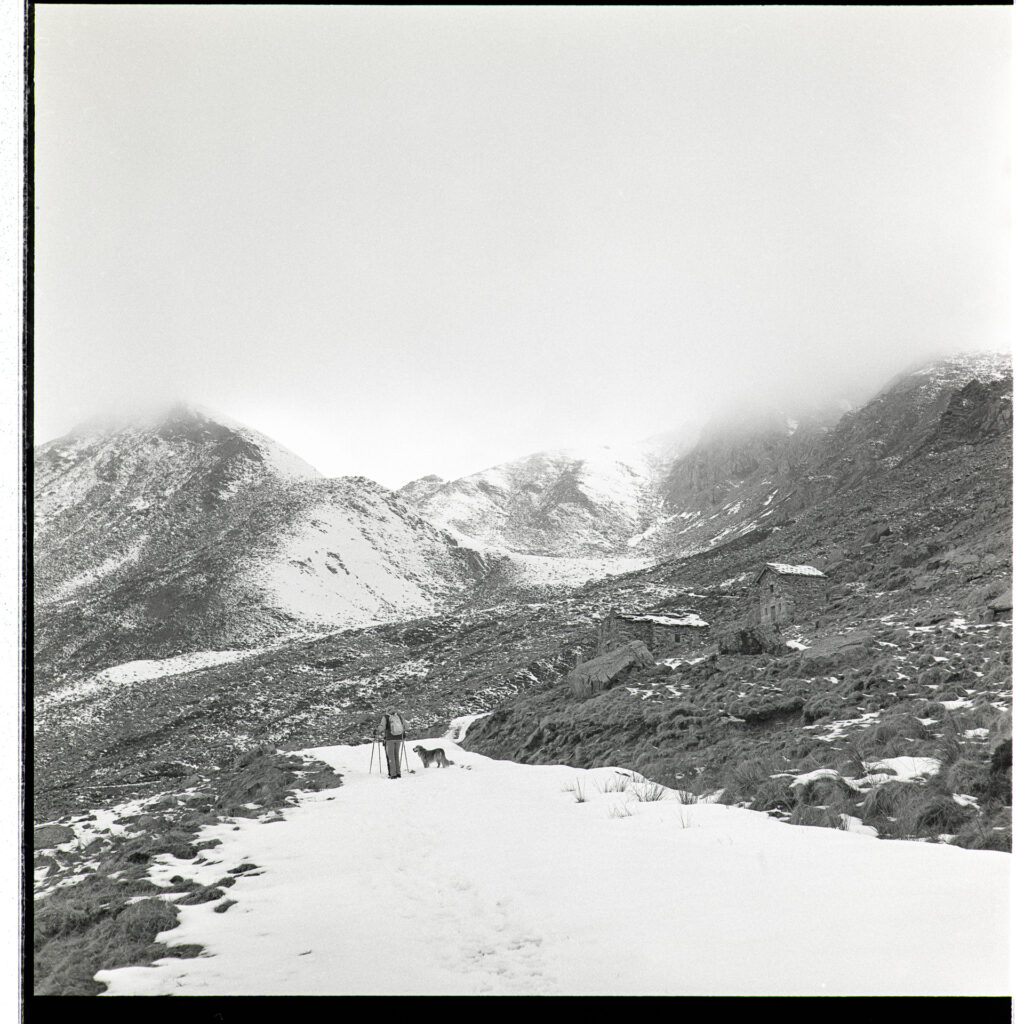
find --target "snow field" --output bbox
[35,649,264,730]
[445,713,490,744]
[95,744,1009,996]
[501,551,653,589]
[244,493,462,627]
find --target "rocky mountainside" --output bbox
[34,405,492,685]
[33,352,1012,857]
[399,354,1010,568]
[634,352,1012,559]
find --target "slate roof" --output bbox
[757,562,827,581]
[619,612,710,628]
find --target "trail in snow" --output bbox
[97,744,1010,996]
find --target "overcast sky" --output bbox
[33,6,1011,488]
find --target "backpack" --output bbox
[386,713,404,737]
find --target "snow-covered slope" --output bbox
[238,477,489,627]
[95,742,1009,996]
[34,406,491,680]
[34,402,322,607]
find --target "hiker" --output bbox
[378,710,409,779]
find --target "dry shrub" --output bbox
[962,700,1001,731]
[789,804,845,829]
[939,711,965,737]
[951,823,1011,853]
[114,899,180,942]
[860,781,918,822]
[940,757,989,799]
[750,776,798,812]
[176,886,225,906]
[840,747,868,779]
[932,731,963,770]
[727,759,769,798]
[860,714,932,754]
[631,780,666,802]
[794,773,858,812]
[35,894,187,995]
[35,894,111,944]
[802,695,845,725]
[905,794,973,836]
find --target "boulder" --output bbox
[565,641,655,698]
[716,625,787,656]
[861,523,892,546]
[34,824,75,850]
[300,767,343,792]
[797,631,874,674]
[984,588,1012,622]
[232,742,278,770]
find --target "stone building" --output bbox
[754,562,827,625]
[596,608,710,657]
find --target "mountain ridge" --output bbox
[33,406,495,684]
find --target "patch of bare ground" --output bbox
[33,747,342,994]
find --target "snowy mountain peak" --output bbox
[879,350,1012,403]
[33,409,491,677]
[44,402,324,481]
[402,441,668,558]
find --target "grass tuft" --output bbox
[793,773,858,813]
[561,777,588,803]
[860,780,917,822]
[596,773,631,794]
[607,802,635,820]
[631,780,666,803]
[789,804,845,829]
[727,759,768,798]
[951,819,1012,852]
[34,893,192,996]
[905,794,973,836]
[750,776,798,813]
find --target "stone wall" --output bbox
[757,575,827,626]
[597,612,709,658]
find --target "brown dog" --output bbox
[412,744,453,768]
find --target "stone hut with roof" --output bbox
[596,608,710,658]
[754,562,828,626]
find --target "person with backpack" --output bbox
[378,710,409,779]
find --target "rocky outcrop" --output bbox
[716,625,787,656]
[566,641,655,698]
[933,377,1012,449]
[984,588,1012,622]
[34,824,75,850]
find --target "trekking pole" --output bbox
[401,738,410,773]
